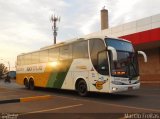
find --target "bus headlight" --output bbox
[112,87,118,91]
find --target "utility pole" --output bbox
[51,14,60,44]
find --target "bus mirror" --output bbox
[138,51,147,63]
[108,46,117,61]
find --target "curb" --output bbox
[20,95,52,102]
[0,95,52,104]
[0,99,20,104]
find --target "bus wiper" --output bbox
[127,60,137,78]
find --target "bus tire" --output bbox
[29,79,35,90]
[24,79,29,89]
[77,80,88,97]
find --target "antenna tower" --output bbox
[51,14,60,44]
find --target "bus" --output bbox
[16,37,147,96]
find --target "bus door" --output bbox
[89,51,110,92]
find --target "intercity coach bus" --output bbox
[16,37,147,96]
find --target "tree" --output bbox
[0,63,8,80]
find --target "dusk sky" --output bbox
[0,0,160,70]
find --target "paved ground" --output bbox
[0,80,160,119]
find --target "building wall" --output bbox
[138,48,160,82]
[84,14,160,39]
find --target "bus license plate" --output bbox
[128,87,133,90]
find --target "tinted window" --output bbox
[17,56,21,65]
[24,54,31,65]
[98,51,109,75]
[89,39,106,70]
[105,38,134,52]
[40,50,48,63]
[73,41,88,59]
[59,45,72,60]
[17,56,23,65]
[20,55,25,65]
[31,52,39,64]
[49,48,59,61]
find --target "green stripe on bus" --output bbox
[46,72,58,88]
[46,60,72,88]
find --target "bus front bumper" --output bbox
[109,83,140,93]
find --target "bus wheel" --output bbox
[77,80,88,96]
[29,79,35,90]
[24,79,29,89]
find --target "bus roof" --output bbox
[18,36,131,56]
[40,38,86,50]
[40,36,131,50]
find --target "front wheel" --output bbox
[77,80,88,96]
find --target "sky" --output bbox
[0,0,160,70]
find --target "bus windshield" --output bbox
[106,38,134,52]
[105,38,139,78]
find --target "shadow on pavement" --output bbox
[20,87,139,101]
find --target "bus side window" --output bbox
[20,55,25,65]
[49,48,59,62]
[89,39,106,72]
[40,50,48,63]
[98,51,109,75]
[59,45,72,60]
[24,54,31,65]
[73,41,88,59]
[17,56,21,65]
[31,52,39,64]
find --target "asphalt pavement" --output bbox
[0,79,159,119]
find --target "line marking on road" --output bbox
[22,104,83,114]
[53,95,160,112]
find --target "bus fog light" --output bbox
[112,87,118,91]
